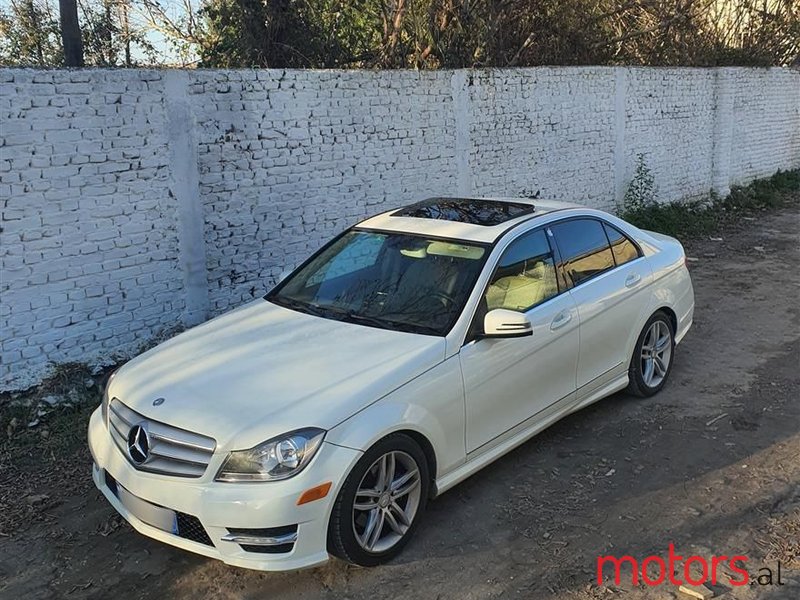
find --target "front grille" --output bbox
[108,399,216,478]
[176,512,214,546]
[104,469,118,495]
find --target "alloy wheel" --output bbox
[640,320,672,387]
[352,450,422,553]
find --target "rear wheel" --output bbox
[627,311,675,397]
[328,433,429,566]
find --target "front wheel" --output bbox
[627,311,675,397]
[328,433,429,566]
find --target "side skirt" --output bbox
[569,373,629,414]
[434,374,630,497]
[434,392,576,496]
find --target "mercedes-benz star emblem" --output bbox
[152,397,165,406]
[127,424,150,464]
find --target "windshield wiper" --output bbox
[271,297,441,336]
[389,321,441,336]
[341,312,393,329]
[270,296,330,318]
[342,311,441,336]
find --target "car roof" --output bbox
[356,197,585,243]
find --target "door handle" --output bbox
[550,311,572,330]
[625,273,641,288]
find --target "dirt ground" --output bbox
[1,205,798,600]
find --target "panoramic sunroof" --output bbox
[393,198,535,226]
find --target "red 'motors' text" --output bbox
[597,543,749,587]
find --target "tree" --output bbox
[4,0,799,68]
[58,0,84,65]
[0,0,63,66]
[78,0,154,66]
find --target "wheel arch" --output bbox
[327,414,443,498]
[654,305,678,334]
[629,305,677,361]
[393,429,438,498]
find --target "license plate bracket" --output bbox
[115,483,178,534]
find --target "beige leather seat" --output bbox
[486,261,557,312]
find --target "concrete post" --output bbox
[451,70,473,196]
[711,68,735,198]
[613,68,628,208]
[164,71,209,326]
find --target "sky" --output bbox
[0,0,193,65]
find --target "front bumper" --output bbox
[88,408,362,571]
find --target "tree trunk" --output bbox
[58,0,84,67]
[24,0,46,66]
[121,0,132,67]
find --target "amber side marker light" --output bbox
[297,482,332,505]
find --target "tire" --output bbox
[328,433,429,567]
[626,310,675,398]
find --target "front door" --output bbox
[459,228,580,454]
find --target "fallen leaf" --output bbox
[678,582,714,599]
[705,413,728,427]
[26,494,50,505]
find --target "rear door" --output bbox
[549,218,653,397]
[459,227,579,454]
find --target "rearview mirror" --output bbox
[483,309,532,338]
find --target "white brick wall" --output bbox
[623,68,718,203]
[1,67,798,390]
[729,68,800,184]
[1,69,185,390]
[465,68,617,205]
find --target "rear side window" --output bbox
[603,223,640,266]
[551,219,615,286]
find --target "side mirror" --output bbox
[483,309,533,338]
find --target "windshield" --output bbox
[267,230,489,336]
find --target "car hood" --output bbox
[109,300,446,449]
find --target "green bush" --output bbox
[618,169,799,240]
[621,154,658,214]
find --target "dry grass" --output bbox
[759,507,800,569]
[0,364,110,536]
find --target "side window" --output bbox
[485,229,559,312]
[603,223,640,266]
[551,219,615,286]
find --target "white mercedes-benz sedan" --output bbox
[88,197,694,571]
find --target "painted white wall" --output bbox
[1,67,798,391]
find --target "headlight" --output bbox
[100,369,117,424]
[216,428,326,482]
